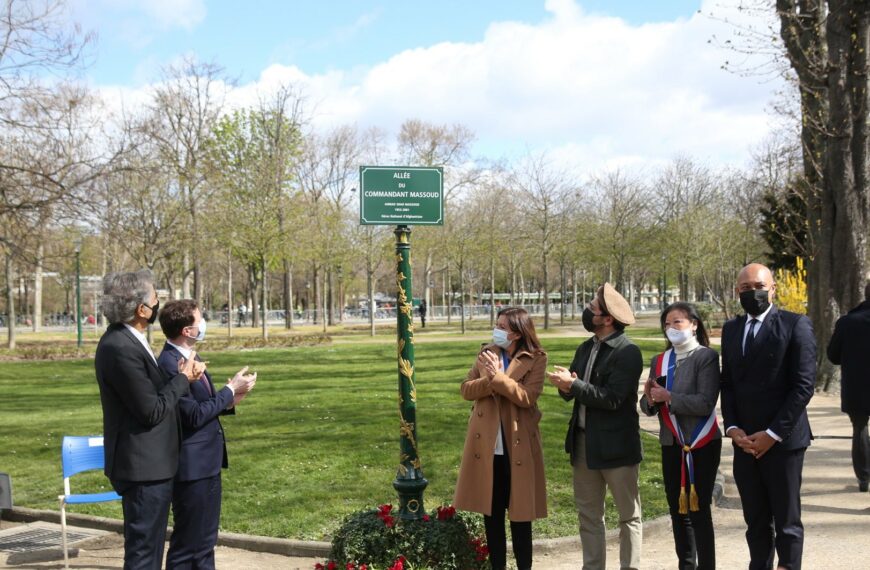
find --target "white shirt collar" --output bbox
[123,323,157,364]
[167,340,193,360]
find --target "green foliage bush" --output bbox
[328,504,489,570]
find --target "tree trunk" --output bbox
[543,249,550,329]
[446,264,452,325]
[327,266,335,326]
[261,261,268,340]
[814,1,870,391]
[182,250,192,299]
[367,265,376,337]
[33,242,43,332]
[249,265,260,328]
[284,260,293,330]
[560,260,566,326]
[459,263,466,334]
[312,263,321,325]
[423,250,433,320]
[572,265,578,319]
[227,249,233,339]
[320,271,327,333]
[6,253,15,349]
[489,256,496,327]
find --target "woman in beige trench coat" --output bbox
[453,307,547,570]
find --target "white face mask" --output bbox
[187,318,206,342]
[492,328,511,348]
[665,327,694,346]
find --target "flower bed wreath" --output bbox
[315,504,490,570]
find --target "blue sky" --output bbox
[70,0,782,171]
[73,1,704,86]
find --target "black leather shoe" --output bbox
[859,480,868,492]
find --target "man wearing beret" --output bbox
[548,283,644,570]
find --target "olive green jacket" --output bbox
[561,331,644,469]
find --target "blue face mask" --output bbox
[492,328,511,348]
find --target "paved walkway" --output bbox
[3,392,868,569]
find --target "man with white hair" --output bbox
[95,270,204,570]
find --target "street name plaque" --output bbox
[359,166,444,225]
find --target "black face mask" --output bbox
[739,289,770,316]
[144,300,160,325]
[582,307,601,333]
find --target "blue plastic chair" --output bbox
[58,436,121,568]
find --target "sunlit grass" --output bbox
[0,335,668,540]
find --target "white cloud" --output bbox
[98,0,785,172]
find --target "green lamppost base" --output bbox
[393,475,429,520]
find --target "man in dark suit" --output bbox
[157,299,256,570]
[826,280,870,492]
[95,270,204,570]
[721,263,816,570]
[548,283,644,570]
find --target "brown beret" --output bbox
[597,282,635,326]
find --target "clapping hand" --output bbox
[477,350,502,379]
[547,366,575,392]
[179,352,207,382]
[227,366,257,405]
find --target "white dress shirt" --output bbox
[123,323,157,365]
[166,340,234,396]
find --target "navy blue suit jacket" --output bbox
[157,343,234,482]
[720,305,816,450]
[827,300,870,415]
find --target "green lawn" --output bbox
[1,334,669,540]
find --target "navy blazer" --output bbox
[827,300,870,415]
[720,306,816,450]
[157,343,234,482]
[95,324,190,482]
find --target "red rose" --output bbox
[422,514,430,522]
[327,562,337,570]
[384,515,395,528]
[346,563,355,570]
[315,564,324,570]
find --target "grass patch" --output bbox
[0,335,668,540]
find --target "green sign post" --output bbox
[359,166,443,225]
[359,166,443,520]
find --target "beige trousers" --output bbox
[572,432,642,570]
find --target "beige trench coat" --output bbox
[453,344,548,522]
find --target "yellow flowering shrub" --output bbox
[775,257,808,314]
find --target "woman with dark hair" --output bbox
[641,302,722,570]
[453,307,547,570]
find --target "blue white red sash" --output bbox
[654,349,719,513]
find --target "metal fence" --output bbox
[1,302,661,332]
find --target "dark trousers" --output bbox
[732,445,805,570]
[484,452,532,570]
[661,439,721,570]
[166,474,222,570]
[113,478,174,570]
[848,413,870,484]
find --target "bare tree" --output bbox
[146,57,230,304]
[510,152,573,329]
[396,118,477,311]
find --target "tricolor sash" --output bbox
[654,349,719,513]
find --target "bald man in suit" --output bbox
[721,263,816,570]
